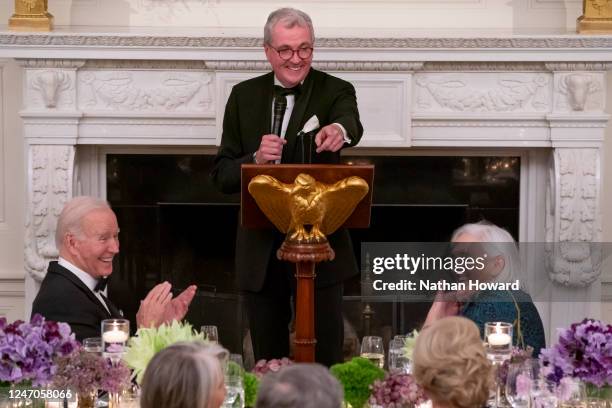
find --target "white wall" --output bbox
[1,1,583,33]
[602,77,612,324]
[0,58,25,322]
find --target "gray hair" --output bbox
[55,196,111,250]
[264,8,314,45]
[255,363,343,408]
[140,341,229,408]
[451,221,521,285]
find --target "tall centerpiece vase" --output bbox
[484,322,513,408]
[101,319,130,408]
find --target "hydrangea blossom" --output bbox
[368,372,427,408]
[0,314,77,386]
[252,358,293,379]
[53,347,131,395]
[539,318,612,387]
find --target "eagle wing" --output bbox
[247,175,293,233]
[320,176,369,235]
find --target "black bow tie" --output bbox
[94,278,109,292]
[274,84,301,98]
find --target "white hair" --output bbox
[55,196,112,250]
[451,221,522,286]
[264,8,314,45]
[141,341,229,408]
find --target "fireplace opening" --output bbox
[106,153,519,360]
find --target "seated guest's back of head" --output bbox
[140,341,228,408]
[412,316,493,408]
[255,363,343,408]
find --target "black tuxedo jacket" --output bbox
[31,261,123,341]
[211,69,363,292]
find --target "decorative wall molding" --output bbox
[545,148,602,287]
[3,34,612,50]
[205,60,424,72]
[25,145,75,282]
[545,62,612,71]
[84,60,207,70]
[423,62,547,71]
[30,70,73,109]
[415,73,550,113]
[15,59,87,69]
[553,72,605,112]
[78,70,214,113]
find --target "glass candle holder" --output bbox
[485,321,513,363]
[101,319,129,363]
[485,322,513,408]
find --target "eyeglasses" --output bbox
[270,46,313,61]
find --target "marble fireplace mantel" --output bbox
[0,29,608,337]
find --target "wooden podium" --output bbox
[241,164,373,362]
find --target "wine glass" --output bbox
[201,325,219,343]
[360,336,384,369]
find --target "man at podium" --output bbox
[211,7,363,365]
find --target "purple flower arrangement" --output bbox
[53,347,131,395]
[368,372,427,408]
[252,358,293,379]
[0,314,77,386]
[539,318,612,389]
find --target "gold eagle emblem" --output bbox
[248,173,369,244]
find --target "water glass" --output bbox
[201,325,219,343]
[119,386,140,408]
[505,360,538,408]
[388,337,411,373]
[360,336,384,369]
[83,337,102,354]
[223,372,244,408]
[557,378,587,408]
[101,318,129,362]
[531,379,559,408]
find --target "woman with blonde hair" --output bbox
[140,341,228,408]
[412,316,493,408]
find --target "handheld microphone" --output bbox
[272,96,287,137]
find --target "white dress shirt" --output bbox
[272,77,349,164]
[58,257,110,314]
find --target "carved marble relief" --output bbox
[25,145,75,282]
[78,71,214,113]
[545,148,602,287]
[415,73,550,113]
[27,70,74,110]
[554,72,604,112]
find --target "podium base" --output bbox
[277,240,335,264]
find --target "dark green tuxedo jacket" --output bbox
[211,68,363,292]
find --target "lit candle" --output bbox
[487,332,511,346]
[102,329,128,343]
